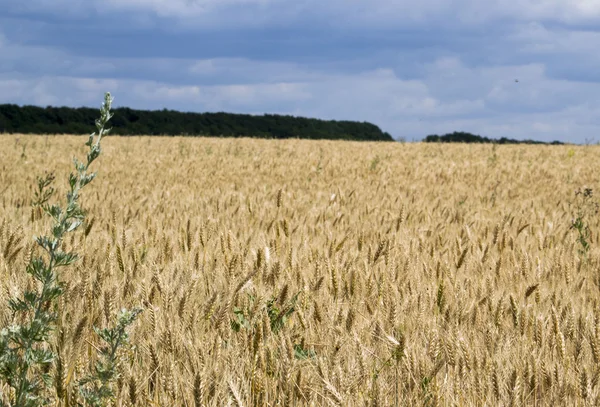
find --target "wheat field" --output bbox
[1,134,600,406]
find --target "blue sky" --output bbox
[1,0,600,143]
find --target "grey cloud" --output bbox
[5,0,600,29]
[2,1,600,143]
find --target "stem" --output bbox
[14,252,57,406]
[5,92,113,407]
[395,363,399,407]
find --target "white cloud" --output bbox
[0,74,120,107]
[2,58,600,143]
[128,79,311,112]
[512,22,600,56]
[188,58,324,83]
[3,42,600,142]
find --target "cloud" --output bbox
[100,0,600,28]
[2,0,600,143]
[6,0,600,29]
[508,22,600,82]
[128,79,312,113]
[0,75,119,107]
[3,27,600,143]
[6,54,591,143]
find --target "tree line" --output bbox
[424,131,564,145]
[0,104,394,141]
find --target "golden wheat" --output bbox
[1,135,600,405]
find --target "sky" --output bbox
[1,1,600,143]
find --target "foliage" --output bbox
[0,104,394,141]
[77,308,141,407]
[266,292,299,334]
[424,131,564,145]
[293,343,316,360]
[570,187,598,256]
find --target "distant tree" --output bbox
[424,131,564,145]
[0,104,394,141]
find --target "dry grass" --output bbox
[1,134,600,406]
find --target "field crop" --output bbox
[1,134,599,406]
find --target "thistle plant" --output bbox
[0,93,138,407]
[570,187,598,256]
[77,308,142,407]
